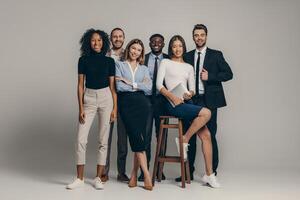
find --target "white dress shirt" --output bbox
[194,46,207,94]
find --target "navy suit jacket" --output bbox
[184,48,233,109]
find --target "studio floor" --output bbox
[1,168,299,200]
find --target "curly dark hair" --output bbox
[79,28,110,56]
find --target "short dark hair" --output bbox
[149,33,164,41]
[79,28,110,56]
[193,24,208,35]
[168,35,187,58]
[110,27,125,39]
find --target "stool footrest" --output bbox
[158,156,186,163]
[160,116,179,119]
[161,124,179,128]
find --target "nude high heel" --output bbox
[143,184,153,191]
[143,176,153,191]
[128,177,137,188]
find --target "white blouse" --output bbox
[156,59,195,93]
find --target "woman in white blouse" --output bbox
[156,35,220,188]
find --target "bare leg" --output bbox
[131,153,139,180]
[136,152,152,188]
[197,126,213,175]
[77,165,84,180]
[128,153,139,187]
[183,108,211,143]
[96,165,105,178]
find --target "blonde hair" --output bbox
[123,39,145,64]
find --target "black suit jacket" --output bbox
[184,48,233,109]
[144,53,169,66]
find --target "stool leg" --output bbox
[152,118,165,186]
[158,126,167,181]
[161,119,168,178]
[161,118,169,157]
[185,161,191,184]
[158,162,163,182]
[178,120,186,188]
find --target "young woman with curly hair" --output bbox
[66,28,117,190]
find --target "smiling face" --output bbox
[171,39,184,58]
[111,29,125,49]
[193,29,207,49]
[128,43,143,61]
[90,33,103,53]
[150,36,164,55]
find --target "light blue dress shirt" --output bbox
[115,61,152,95]
[147,53,164,80]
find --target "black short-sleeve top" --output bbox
[78,52,115,89]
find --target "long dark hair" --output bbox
[168,35,187,58]
[79,28,110,56]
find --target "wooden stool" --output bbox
[152,116,191,188]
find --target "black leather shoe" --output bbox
[117,173,130,182]
[175,174,194,182]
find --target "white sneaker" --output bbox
[175,137,189,160]
[93,177,104,190]
[66,178,84,189]
[201,173,221,188]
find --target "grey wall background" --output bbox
[0,0,299,179]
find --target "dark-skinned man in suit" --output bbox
[138,34,169,182]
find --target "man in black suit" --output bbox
[176,24,233,182]
[138,34,169,181]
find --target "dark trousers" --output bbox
[117,114,128,174]
[104,112,128,176]
[188,95,219,175]
[141,95,168,173]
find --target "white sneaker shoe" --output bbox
[175,137,189,160]
[201,173,221,188]
[66,178,84,189]
[93,177,104,190]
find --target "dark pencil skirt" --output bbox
[118,91,151,152]
[165,99,203,128]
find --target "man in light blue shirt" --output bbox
[104,28,130,183]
